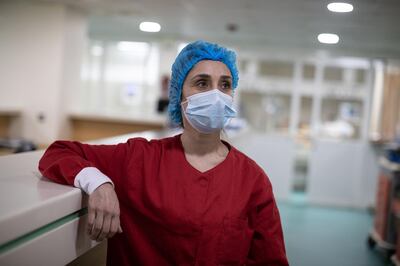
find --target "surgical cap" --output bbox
[168,40,239,125]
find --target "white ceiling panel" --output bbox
[33,0,400,58]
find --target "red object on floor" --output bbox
[374,174,392,240]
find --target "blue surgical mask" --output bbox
[181,89,237,133]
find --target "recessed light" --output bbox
[327,2,353,13]
[318,33,340,44]
[139,22,161,32]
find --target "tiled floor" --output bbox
[278,197,388,266]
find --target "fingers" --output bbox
[86,185,123,241]
[91,211,104,241]
[107,215,120,239]
[87,207,96,235]
[90,214,122,241]
[96,213,111,242]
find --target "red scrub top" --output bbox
[38,134,289,266]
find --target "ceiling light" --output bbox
[327,2,353,13]
[318,33,340,44]
[139,22,161,32]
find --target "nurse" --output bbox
[39,40,289,266]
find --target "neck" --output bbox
[181,127,224,156]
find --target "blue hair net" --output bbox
[168,40,239,125]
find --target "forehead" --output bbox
[186,60,231,78]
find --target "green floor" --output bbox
[278,197,388,266]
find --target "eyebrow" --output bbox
[190,74,210,81]
[220,75,232,80]
[190,74,232,81]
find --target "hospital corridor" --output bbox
[1,0,400,265]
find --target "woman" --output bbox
[39,40,289,266]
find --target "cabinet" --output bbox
[237,56,373,140]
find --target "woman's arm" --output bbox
[38,139,134,241]
[38,140,131,190]
[247,174,289,266]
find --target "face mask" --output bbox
[181,89,237,133]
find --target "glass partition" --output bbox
[240,91,291,134]
[80,41,159,114]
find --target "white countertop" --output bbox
[0,151,83,246]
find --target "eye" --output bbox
[221,81,232,90]
[196,79,208,88]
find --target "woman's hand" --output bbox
[87,182,123,242]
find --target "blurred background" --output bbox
[0,0,400,265]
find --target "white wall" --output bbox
[307,139,381,208]
[0,1,87,144]
[58,7,88,140]
[159,41,178,77]
[233,133,295,201]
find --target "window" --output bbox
[80,40,159,114]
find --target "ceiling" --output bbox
[38,0,400,59]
